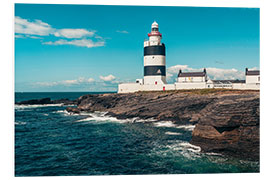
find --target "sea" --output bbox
[15,92,259,176]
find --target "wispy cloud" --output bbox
[35,77,95,87]
[43,39,105,48]
[99,74,116,81]
[116,30,129,34]
[15,16,105,48]
[33,76,118,92]
[15,16,53,36]
[54,29,95,39]
[167,64,248,80]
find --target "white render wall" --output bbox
[178,76,206,83]
[149,36,161,45]
[118,83,175,93]
[144,76,166,85]
[175,82,207,89]
[232,83,260,90]
[246,75,260,84]
[118,83,142,93]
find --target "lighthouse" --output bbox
[143,21,167,85]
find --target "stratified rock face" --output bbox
[16,98,52,105]
[16,98,77,105]
[190,94,259,161]
[72,90,259,161]
[75,92,215,124]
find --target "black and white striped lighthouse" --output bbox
[143,21,166,85]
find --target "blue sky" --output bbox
[15,4,260,92]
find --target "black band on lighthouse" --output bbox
[144,44,165,56]
[144,66,166,76]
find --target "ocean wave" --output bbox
[53,109,80,116]
[15,104,63,110]
[153,121,195,131]
[75,112,132,123]
[134,118,158,123]
[154,121,176,128]
[149,140,202,160]
[175,125,196,131]
[15,121,27,125]
[177,142,201,153]
[165,132,182,135]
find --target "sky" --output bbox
[14,4,260,92]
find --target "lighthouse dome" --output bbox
[151,21,159,28]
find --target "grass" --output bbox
[136,88,259,95]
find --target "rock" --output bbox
[16,98,52,105]
[66,107,81,114]
[52,98,77,105]
[190,94,259,161]
[16,97,76,105]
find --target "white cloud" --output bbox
[206,67,245,80]
[167,64,245,80]
[15,16,53,36]
[15,16,105,48]
[43,39,105,48]
[15,34,25,39]
[248,67,259,70]
[35,81,58,87]
[99,74,116,81]
[62,79,79,85]
[87,78,95,83]
[54,29,95,38]
[116,30,129,34]
[35,77,95,87]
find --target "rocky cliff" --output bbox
[70,89,259,161]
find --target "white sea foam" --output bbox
[165,132,182,135]
[177,142,201,153]
[153,121,195,131]
[149,140,202,160]
[15,104,63,110]
[154,121,176,128]
[205,152,222,156]
[175,125,196,131]
[134,118,158,123]
[15,121,27,125]
[75,112,132,123]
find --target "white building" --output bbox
[118,22,260,93]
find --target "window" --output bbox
[258,77,260,81]
[152,27,158,31]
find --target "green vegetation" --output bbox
[136,88,259,95]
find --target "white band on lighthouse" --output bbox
[144,55,166,66]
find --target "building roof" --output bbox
[245,68,260,76]
[212,80,245,84]
[178,68,206,77]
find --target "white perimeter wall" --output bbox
[175,82,206,89]
[118,83,175,93]
[118,82,259,93]
[118,83,141,93]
